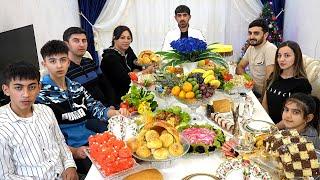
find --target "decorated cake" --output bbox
[278,142,320,178]
[264,129,300,154]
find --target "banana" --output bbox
[204,75,215,84]
[202,70,214,78]
[191,68,206,74]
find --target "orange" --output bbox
[182,82,193,92]
[178,90,186,99]
[185,92,195,99]
[171,86,181,96]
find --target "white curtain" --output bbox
[0,0,81,73]
[93,0,263,60]
[283,0,320,59]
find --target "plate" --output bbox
[216,158,272,180]
[242,120,275,134]
[132,136,190,162]
[84,148,140,179]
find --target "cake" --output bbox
[211,99,232,113]
[264,129,300,153]
[278,142,320,178]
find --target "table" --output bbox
[85,90,273,180]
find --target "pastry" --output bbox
[146,138,162,149]
[212,99,232,113]
[153,148,169,160]
[126,138,138,152]
[168,142,184,156]
[145,130,160,142]
[159,133,174,148]
[136,145,151,158]
[124,168,163,180]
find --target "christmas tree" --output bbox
[240,1,283,57]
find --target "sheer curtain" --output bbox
[93,0,263,60]
[0,0,80,73]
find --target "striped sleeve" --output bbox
[47,107,77,170]
[0,131,33,179]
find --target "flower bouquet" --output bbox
[156,37,227,69]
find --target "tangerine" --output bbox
[182,82,193,92]
[178,90,186,99]
[185,91,195,99]
[171,86,181,96]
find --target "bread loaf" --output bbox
[212,99,232,113]
[124,168,163,180]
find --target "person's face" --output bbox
[42,53,70,80]
[175,12,191,29]
[114,30,132,52]
[66,33,88,57]
[2,78,40,116]
[282,101,309,131]
[277,46,295,71]
[247,26,267,46]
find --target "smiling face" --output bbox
[247,26,267,46]
[2,78,40,117]
[65,33,88,57]
[114,30,132,53]
[42,53,70,80]
[282,101,309,132]
[277,46,295,72]
[175,12,191,29]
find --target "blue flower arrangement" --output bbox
[157,37,227,69]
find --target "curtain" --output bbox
[0,0,80,75]
[78,0,108,64]
[93,0,263,61]
[260,0,285,31]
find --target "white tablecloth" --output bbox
[85,90,273,180]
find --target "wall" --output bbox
[0,0,81,70]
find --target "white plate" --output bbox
[242,120,275,134]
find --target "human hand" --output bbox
[221,139,238,158]
[119,108,130,117]
[73,146,88,159]
[62,167,78,180]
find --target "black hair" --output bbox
[2,61,40,85]
[248,18,269,33]
[285,93,320,131]
[40,40,69,59]
[63,27,87,41]
[111,25,133,46]
[175,5,190,15]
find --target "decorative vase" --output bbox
[180,62,197,74]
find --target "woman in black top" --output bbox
[262,41,312,127]
[100,26,153,106]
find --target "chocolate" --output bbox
[297,143,307,151]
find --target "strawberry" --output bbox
[128,72,138,81]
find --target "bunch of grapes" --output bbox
[189,73,204,84]
[199,83,215,98]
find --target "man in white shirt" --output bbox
[162,5,205,51]
[236,19,277,98]
[0,62,78,180]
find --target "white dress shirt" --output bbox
[162,27,206,51]
[0,104,76,180]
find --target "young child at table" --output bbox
[222,92,320,157]
[0,62,78,179]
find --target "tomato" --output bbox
[120,102,129,109]
[223,73,233,81]
[244,81,254,89]
[128,72,138,81]
[118,147,132,158]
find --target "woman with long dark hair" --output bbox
[262,40,312,127]
[100,26,153,106]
